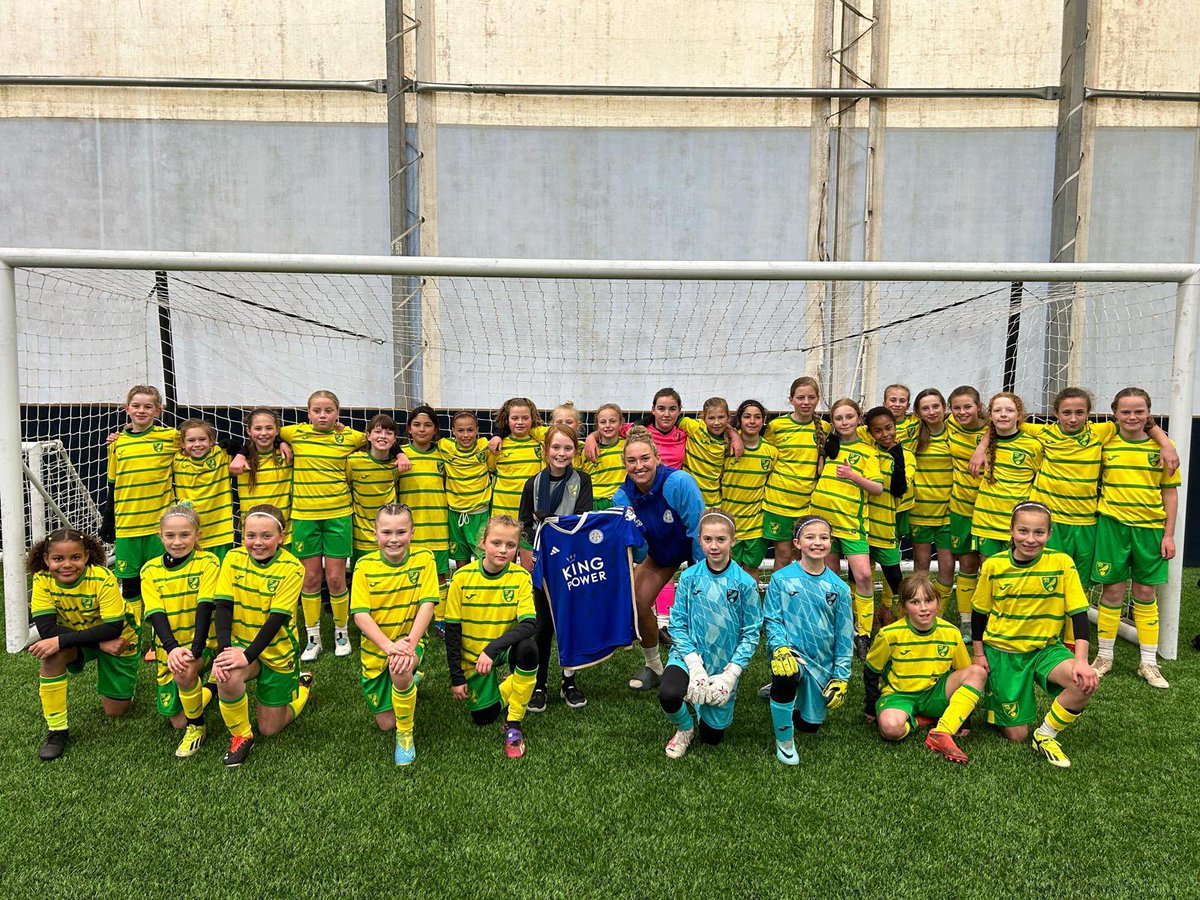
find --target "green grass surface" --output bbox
[2,582,1198,899]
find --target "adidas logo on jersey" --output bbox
[550,546,560,555]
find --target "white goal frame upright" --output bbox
[2,249,1198,656]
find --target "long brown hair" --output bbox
[984,391,1026,483]
[913,388,947,453]
[244,407,282,490]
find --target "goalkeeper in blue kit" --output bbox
[763,515,854,765]
[658,509,761,759]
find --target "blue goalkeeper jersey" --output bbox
[611,464,704,568]
[668,560,761,675]
[532,508,642,668]
[763,561,853,688]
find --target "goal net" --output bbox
[3,258,1192,655]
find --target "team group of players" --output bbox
[25,376,1181,769]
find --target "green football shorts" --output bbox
[983,643,1072,727]
[875,670,952,722]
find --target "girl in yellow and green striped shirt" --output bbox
[398,406,451,583]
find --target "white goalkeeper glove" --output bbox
[704,663,743,707]
[683,653,710,704]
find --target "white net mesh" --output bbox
[9,268,1180,548]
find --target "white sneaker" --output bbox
[300,635,322,662]
[334,629,351,658]
[1090,655,1113,678]
[1137,663,1169,689]
[665,728,694,759]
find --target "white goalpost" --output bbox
[2,249,1197,658]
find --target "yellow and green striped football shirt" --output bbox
[107,425,178,538]
[350,549,439,680]
[1023,421,1114,526]
[443,560,536,674]
[279,423,365,521]
[908,426,953,529]
[1098,432,1181,528]
[346,451,400,553]
[894,413,921,447]
[720,438,778,542]
[173,447,235,548]
[397,443,449,554]
[974,549,1086,653]
[31,565,138,653]
[762,416,823,517]
[809,438,883,542]
[489,426,546,520]
[947,418,986,519]
[866,444,916,548]
[865,618,970,697]
[437,436,492,512]
[212,546,304,672]
[140,550,221,666]
[580,437,626,501]
[678,416,729,507]
[237,450,293,541]
[971,431,1043,541]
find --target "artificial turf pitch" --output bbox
[1,582,1196,899]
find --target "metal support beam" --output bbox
[805,0,835,383]
[1044,0,1096,411]
[0,74,385,92]
[406,81,1058,100]
[385,0,422,407]
[0,264,29,653]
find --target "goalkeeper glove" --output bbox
[822,678,848,710]
[704,664,742,707]
[770,646,803,678]
[683,652,710,703]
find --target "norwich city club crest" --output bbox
[1148,451,1161,467]
[1002,701,1020,720]
[206,456,218,470]
[408,570,420,585]
[503,588,515,602]
[187,575,200,591]
[726,589,739,605]
[476,451,488,464]
[153,442,164,452]
[1096,562,1111,577]
[81,596,95,610]
[335,432,346,444]
[266,577,281,592]
[1075,433,1091,447]
[1041,576,1058,592]
[848,452,861,465]
[937,644,949,658]
[1012,450,1028,466]
[760,459,771,471]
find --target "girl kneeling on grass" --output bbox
[352,503,439,766]
[863,573,987,764]
[210,505,312,768]
[444,515,540,759]
[972,502,1098,768]
[140,502,221,758]
[763,515,853,766]
[28,528,139,761]
[659,509,761,759]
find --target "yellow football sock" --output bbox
[502,668,538,721]
[1132,598,1159,648]
[39,674,68,730]
[219,691,253,738]
[934,580,953,617]
[288,677,312,721]
[392,683,417,732]
[1096,602,1123,644]
[330,590,350,628]
[301,592,322,631]
[853,592,874,636]
[178,676,206,722]
[955,572,977,621]
[880,575,895,609]
[1038,698,1081,738]
[935,683,982,735]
